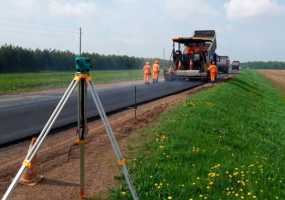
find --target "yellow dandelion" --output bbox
[233,172,239,176]
[208,172,216,177]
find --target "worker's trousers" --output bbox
[144,74,151,84]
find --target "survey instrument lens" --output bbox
[75,56,92,73]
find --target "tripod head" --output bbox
[75,56,92,73]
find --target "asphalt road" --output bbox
[0,81,202,146]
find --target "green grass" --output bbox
[112,70,285,200]
[0,70,141,95]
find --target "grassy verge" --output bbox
[112,70,285,200]
[0,70,141,95]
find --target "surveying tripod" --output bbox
[1,57,139,200]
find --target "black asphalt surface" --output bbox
[0,81,202,146]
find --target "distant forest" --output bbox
[241,61,285,69]
[0,45,169,73]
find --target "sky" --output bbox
[0,0,284,62]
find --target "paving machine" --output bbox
[217,55,231,74]
[164,30,217,81]
[232,61,240,71]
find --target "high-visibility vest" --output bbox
[144,64,151,74]
[153,64,160,73]
[208,64,217,73]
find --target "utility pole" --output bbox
[79,27,82,56]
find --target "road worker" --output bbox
[208,61,218,82]
[143,61,151,84]
[152,60,160,84]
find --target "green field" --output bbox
[0,70,141,95]
[112,71,285,199]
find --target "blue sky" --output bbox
[0,0,284,62]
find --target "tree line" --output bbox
[0,45,170,73]
[241,61,285,69]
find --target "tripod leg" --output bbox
[77,78,87,199]
[86,80,139,200]
[1,79,78,200]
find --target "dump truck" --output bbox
[232,61,240,71]
[217,55,231,74]
[164,30,217,81]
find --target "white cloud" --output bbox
[48,0,96,17]
[165,0,214,19]
[225,0,284,20]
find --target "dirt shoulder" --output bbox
[0,82,220,200]
[258,70,285,92]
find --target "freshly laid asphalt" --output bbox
[0,81,202,146]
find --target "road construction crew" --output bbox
[152,59,160,84]
[143,61,151,84]
[208,61,218,82]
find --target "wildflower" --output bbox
[208,172,216,178]
[168,196,173,200]
[233,172,239,176]
[121,191,127,196]
[211,163,221,169]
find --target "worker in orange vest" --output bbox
[143,62,151,84]
[152,60,160,84]
[208,61,218,82]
